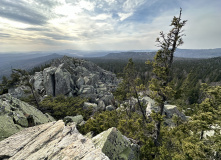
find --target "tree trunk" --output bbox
[200,130,204,140]
[154,102,164,146]
[133,86,147,122]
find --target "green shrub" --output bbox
[39,95,91,120]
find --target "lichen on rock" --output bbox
[0,94,55,141]
[92,127,140,160]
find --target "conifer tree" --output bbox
[114,58,146,121]
[148,8,187,147]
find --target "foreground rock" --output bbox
[92,127,140,160]
[0,120,109,160]
[0,94,55,141]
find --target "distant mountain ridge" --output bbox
[1,48,221,80]
[175,48,221,58]
[100,52,156,60]
[95,48,221,60]
[0,54,63,79]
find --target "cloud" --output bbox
[43,32,78,41]
[0,0,50,25]
[22,28,50,32]
[0,33,11,37]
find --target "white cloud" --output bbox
[122,0,146,12]
[118,12,133,21]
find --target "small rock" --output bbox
[63,115,84,125]
[106,105,115,111]
[98,100,106,111]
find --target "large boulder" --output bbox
[92,127,140,160]
[43,66,57,96]
[0,120,109,160]
[32,71,44,93]
[8,85,31,99]
[0,94,55,141]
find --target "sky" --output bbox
[0,0,221,52]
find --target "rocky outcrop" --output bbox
[145,97,187,126]
[119,95,186,126]
[0,120,109,160]
[92,127,140,160]
[146,100,186,120]
[31,56,119,110]
[0,94,55,141]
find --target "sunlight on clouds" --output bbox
[78,0,95,11]
[91,14,111,20]
[118,13,133,21]
[54,4,82,17]
[54,0,94,16]
[0,17,30,29]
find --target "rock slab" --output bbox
[0,120,109,160]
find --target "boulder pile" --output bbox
[31,56,119,110]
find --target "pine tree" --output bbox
[114,58,146,121]
[147,8,187,147]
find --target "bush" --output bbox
[39,95,91,120]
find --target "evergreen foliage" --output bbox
[39,95,90,120]
[148,8,187,147]
[114,59,147,120]
[78,109,156,159]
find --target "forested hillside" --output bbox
[87,57,221,105]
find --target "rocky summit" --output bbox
[30,56,119,109]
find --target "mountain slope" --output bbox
[0,54,62,79]
[99,52,156,60]
[174,48,221,58]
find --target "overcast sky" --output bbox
[0,0,221,52]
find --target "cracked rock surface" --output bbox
[0,120,109,160]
